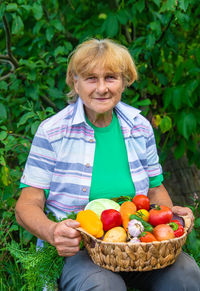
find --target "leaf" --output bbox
[160,116,172,133]
[12,15,24,35]
[146,34,156,49]
[0,103,7,120]
[154,114,162,127]
[31,121,40,135]
[136,99,151,106]
[32,3,43,20]
[178,0,190,12]
[174,139,185,159]
[17,112,36,128]
[46,26,55,42]
[152,0,161,7]
[1,166,10,186]
[177,112,197,140]
[6,3,18,12]
[0,131,7,141]
[160,0,176,12]
[0,2,6,18]
[117,9,130,25]
[136,0,145,12]
[172,86,184,110]
[104,14,119,37]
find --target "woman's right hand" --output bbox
[52,219,82,257]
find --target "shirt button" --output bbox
[86,163,90,168]
[82,187,87,192]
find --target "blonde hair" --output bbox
[66,38,138,103]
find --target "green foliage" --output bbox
[7,241,64,291]
[0,0,200,289]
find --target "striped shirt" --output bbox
[20,97,162,219]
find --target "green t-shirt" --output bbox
[20,112,163,200]
[86,112,163,201]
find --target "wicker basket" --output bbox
[77,215,191,272]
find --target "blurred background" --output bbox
[0,0,199,289]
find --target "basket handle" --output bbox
[182,215,192,233]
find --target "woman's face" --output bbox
[74,66,125,121]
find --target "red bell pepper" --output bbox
[169,221,184,237]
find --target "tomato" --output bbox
[140,232,157,242]
[132,195,150,211]
[148,205,173,226]
[135,209,150,222]
[153,224,175,241]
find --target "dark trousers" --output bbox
[59,249,200,291]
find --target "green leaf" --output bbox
[0,131,7,141]
[12,15,24,35]
[152,0,161,7]
[0,81,8,91]
[31,121,40,135]
[174,139,185,159]
[136,0,145,12]
[17,112,36,128]
[54,46,65,57]
[1,166,10,186]
[117,9,129,25]
[0,3,6,18]
[104,14,119,37]
[177,112,197,140]
[172,86,184,110]
[6,3,18,12]
[46,26,55,42]
[32,3,43,20]
[160,0,176,12]
[136,99,151,106]
[160,116,172,133]
[0,103,7,120]
[146,34,156,49]
[178,0,190,12]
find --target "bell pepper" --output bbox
[168,221,184,237]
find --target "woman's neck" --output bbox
[85,108,113,127]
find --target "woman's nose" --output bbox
[96,79,108,94]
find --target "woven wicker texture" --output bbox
[78,215,191,272]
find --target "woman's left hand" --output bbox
[172,206,194,233]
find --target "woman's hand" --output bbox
[172,206,194,233]
[52,219,82,257]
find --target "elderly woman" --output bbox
[15,39,200,291]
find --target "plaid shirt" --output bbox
[21,97,162,219]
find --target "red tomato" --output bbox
[140,232,157,242]
[153,224,175,241]
[132,195,150,211]
[148,205,173,226]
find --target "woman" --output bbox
[15,39,200,291]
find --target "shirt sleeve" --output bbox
[146,123,163,178]
[19,182,50,199]
[20,123,56,189]
[149,174,163,188]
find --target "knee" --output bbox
[80,270,127,291]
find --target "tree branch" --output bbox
[2,14,19,68]
[156,14,175,44]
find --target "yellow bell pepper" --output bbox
[76,209,104,238]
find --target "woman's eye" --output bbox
[106,75,116,80]
[87,76,96,81]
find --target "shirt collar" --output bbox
[71,97,87,126]
[71,97,141,129]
